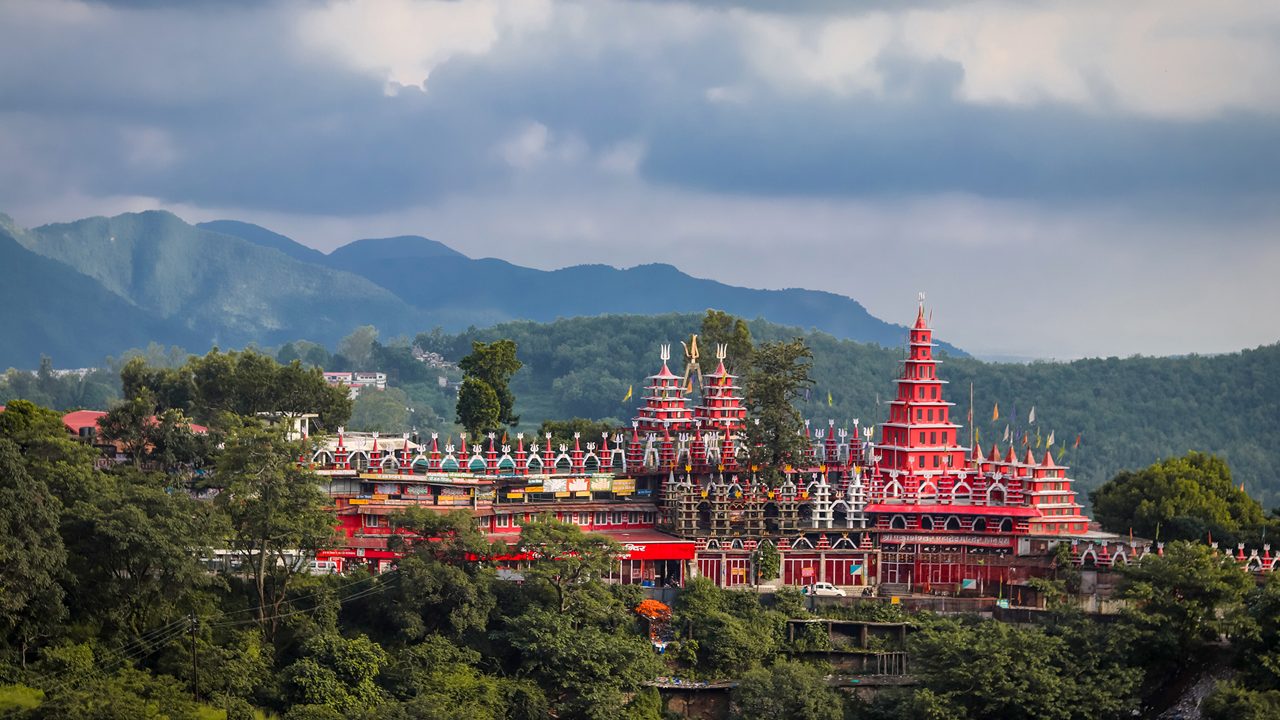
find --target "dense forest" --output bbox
[4,312,1278,507]
[2,390,1280,717]
[4,344,1280,717]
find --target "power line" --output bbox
[207,572,400,629]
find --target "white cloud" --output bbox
[736,11,892,97]
[295,0,552,92]
[730,0,1280,118]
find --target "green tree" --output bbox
[744,339,814,481]
[378,635,518,720]
[911,619,1076,720]
[503,606,660,720]
[1241,572,1280,689]
[277,340,331,369]
[1090,452,1269,545]
[0,438,67,667]
[60,467,218,640]
[1115,540,1254,671]
[752,542,780,584]
[34,666,202,720]
[732,659,843,720]
[457,340,522,430]
[348,387,411,433]
[283,633,388,715]
[1202,682,1280,720]
[537,418,616,449]
[456,377,501,440]
[338,325,379,372]
[371,510,499,641]
[517,516,622,614]
[216,424,337,637]
[700,309,753,373]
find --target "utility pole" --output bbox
[189,613,199,703]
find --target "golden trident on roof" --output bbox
[680,334,703,393]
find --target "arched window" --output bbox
[921,516,934,530]
[999,518,1013,533]
[988,485,1006,505]
[972,518,987,533]
[944,516,961,531]
[890,515,907,530]
[951,483,972,505]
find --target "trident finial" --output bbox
[660,344,671,363]
[716,343,727,361]
[918,291,926,307]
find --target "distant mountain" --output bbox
[208,223,963,354]
[3,209,962,367]
[15,211,421,352]
[197,219,328,265]
[0,216,200,367]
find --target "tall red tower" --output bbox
[878,299,966,478]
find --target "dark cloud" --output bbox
[0,0,1277,221]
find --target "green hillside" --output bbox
[15,211,421,349]
[0,217,202,368]
[436,314,1280,507]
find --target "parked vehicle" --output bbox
[801,582,847,597]
[304,560,339,575]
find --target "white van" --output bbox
[305,560,339,575]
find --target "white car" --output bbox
[801,582,846,597]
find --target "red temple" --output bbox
[304,301,1129,594]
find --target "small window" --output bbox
[595,512,607,525]
[496,514,510,528]
[629,512,639,524]
[613,511,624,524]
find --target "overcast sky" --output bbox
[2,0,1278,359]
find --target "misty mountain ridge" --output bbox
[2,209,955,367]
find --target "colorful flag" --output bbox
[1028,406,1036,424]
[1074,433,1082,449]
[975,427,981,445]
[623,385,633,402]
[1035,429,1042,448]
[827,391,833,407]
[686,378,694,393]
[1003,425,1010,442]
[1046,430,1055,448]
[992,403,1000,421]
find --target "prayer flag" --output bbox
[992,403,1000,421]
[623,385,633,402]
[1028,406,1036,424]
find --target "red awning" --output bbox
[864,503,1039,517]
[489,529,696,561]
